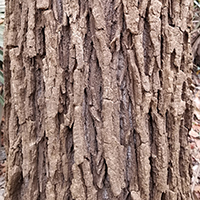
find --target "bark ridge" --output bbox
[4,0,193,199]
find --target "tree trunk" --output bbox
[4,0,193,199]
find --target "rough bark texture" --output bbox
[4,0,193,199]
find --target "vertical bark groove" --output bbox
[4,0,193,199]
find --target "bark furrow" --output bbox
[4,0,193,199]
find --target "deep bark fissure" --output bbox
[149,155,154,200]
[133,129,140,189]
[65,126,73,199]
[4,0,193,199]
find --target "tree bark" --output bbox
[4,0,193,199]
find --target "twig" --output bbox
[194,0,200,9]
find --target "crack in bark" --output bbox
[4,0,194,199]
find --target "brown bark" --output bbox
[4,0,193,199]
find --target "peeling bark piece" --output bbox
[36,0,49,9]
